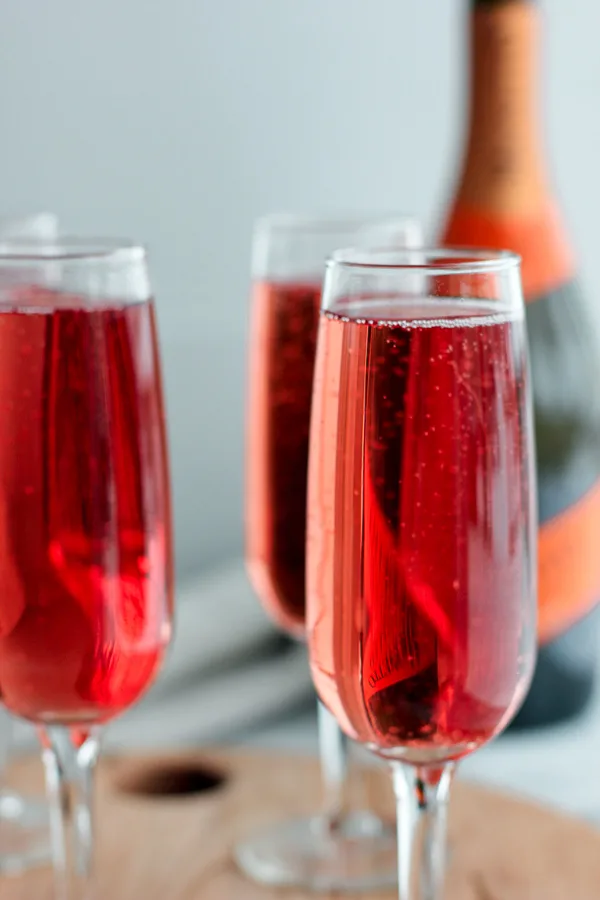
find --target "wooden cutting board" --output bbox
[1,748,599,899]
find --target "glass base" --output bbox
[234,810,397,893]
[0,790,50,873]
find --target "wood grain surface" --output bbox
[1,748,599,899]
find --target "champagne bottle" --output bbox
[441,0,600,727]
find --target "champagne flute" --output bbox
[307,247,537,899]
[0,238,173,900]
[237,214,421,892]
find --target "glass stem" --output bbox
[391,761,456,900]
[40,727,100,900]
[317,700,348,832]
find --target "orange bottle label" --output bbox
[537,483,600,643]
[443,205,574,300]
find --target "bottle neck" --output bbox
[457,0,548,214]
[443,0,575,297]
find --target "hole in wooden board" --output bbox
[116,761,227,798]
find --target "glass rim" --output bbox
[0,237,146,264]
[254,211,419,236]
[327,246,521,276]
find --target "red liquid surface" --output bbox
[307,298,536,763]
[245,280,321,636]
[0,290,172,726]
